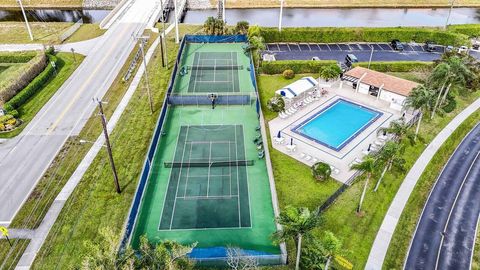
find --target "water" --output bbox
[183,8,480,27]
[0,9,109,23]
[294,99,381,150]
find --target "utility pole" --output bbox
[70,48,76,63]
[174,0,180,44]
[17,0,34,41]
[136,36,154,114]
[368,45,374,69]
[278,0,284,32]
[96,99,121,194]
[159,0,168,67]
[445,0,455,29]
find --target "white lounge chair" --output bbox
[305,155,312,161]
[330,165,340,175]
[374,140,384,147]
[299,152,306,159]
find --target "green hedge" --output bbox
[3,54,57,112]
[353,61,433,72]
[0,51,38,63]
[260,27,470,46]
[448,24,480,38]
[260,60,337,74]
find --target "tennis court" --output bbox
[187,52,241,93]
[159,125,251,230]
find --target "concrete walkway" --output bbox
[365,97,480,270]
[3,34,162,269]
[0,35,104,55]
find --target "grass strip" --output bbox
[0,52,84,138]
[383,109,480,269]
[0,239,30,269]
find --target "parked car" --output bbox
[311,56,320,61]
[425,41,436,52]
[458,46,469,54]
[391,39,404,51]
[473,44,480,50]
[345,54,358,67]
[445,45,454,52]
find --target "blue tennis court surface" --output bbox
[292,99,382,151]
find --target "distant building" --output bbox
[341,66,419,111]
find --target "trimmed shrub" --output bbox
[0,51,37,63]
[261,60,337,74]
[3,54,57,111]
[448,24,480,38]
[282,69,295,79]
[442,97,457,113]
[0,52,48,105]
[260,27,470,46]
[311,162,332,181]
[353,61,433,72]
[267,96,285,112]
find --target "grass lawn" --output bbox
[0,0,82,8]
[0,239,30,269]
[29,25,203,269]
[383,109,480,269]
[0,22,105,44]
[0,52,85,139]
[214,0,480,8]
[474,228,480,270]
[257,74,342,210]
[9,31,160,228]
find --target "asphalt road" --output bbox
[0,0,161,225]
[264,42,480,62]
[404,123,480,270]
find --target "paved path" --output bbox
[0,0,163,226]
[365,97,480,270]
[8,31,162,270]
[404,123,480,270]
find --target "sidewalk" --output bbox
[365,97,480,270]
[7,34,162,270]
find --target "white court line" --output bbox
[169,126,190,230]
[182,142,194,198]
[191,53,201,93]
[206,141,212,197]
[177,195,239,200]
[234,125,241,226]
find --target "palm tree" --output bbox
[235,21,250,35]
[405,85,435,141]
[350,156,376,213]
[273,206,322,270]
[378,119,415,145]
[319,64,342,82]
[321,231,342,270]
[373,142,406,192]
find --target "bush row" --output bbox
[260,27,470,46]
[353,61,433,72]
[260,60,337,74]
[447,24,480,38]
[3,54,57,112]
[0,51,38,63]
[0,53,48,105]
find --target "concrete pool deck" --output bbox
[268,80,413,184]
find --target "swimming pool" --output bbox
[292,99,382,151]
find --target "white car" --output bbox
[311,56,320,61]
[458,46,469,54]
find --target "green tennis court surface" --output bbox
[131,41,279,258]
[159,125,251,230]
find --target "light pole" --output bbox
[159,0,168,67]
[173,0,180,44]
[445,0,455,29]
[368,45,374,69]
[70,48,76,63]
[136,36,154,114]
[96,99,121,194]
[278,0,284,32]
[17,0,33,41]
[222,0,226,23]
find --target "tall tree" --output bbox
[350,156,376,213]
[273,206,322,270]
[235,21,250,35]
[405,85,435,141]
[321,231,342,270]
[378,119,416,145]
[373,142,406,192]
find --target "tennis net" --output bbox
[187,65,244,71]
[164,160,254,168]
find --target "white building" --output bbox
[341,67,419,111]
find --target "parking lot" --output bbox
[264,42,447,62]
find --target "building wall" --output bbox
[379,90,406,111]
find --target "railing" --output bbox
[59,18,83,43]
[123,38,148,82]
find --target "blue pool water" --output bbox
[293,99,382,151]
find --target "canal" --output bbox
[183,7,480,27]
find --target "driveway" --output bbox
[264,42,479,62]
[404,123,480,270]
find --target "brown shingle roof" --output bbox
[344,67,419,96]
